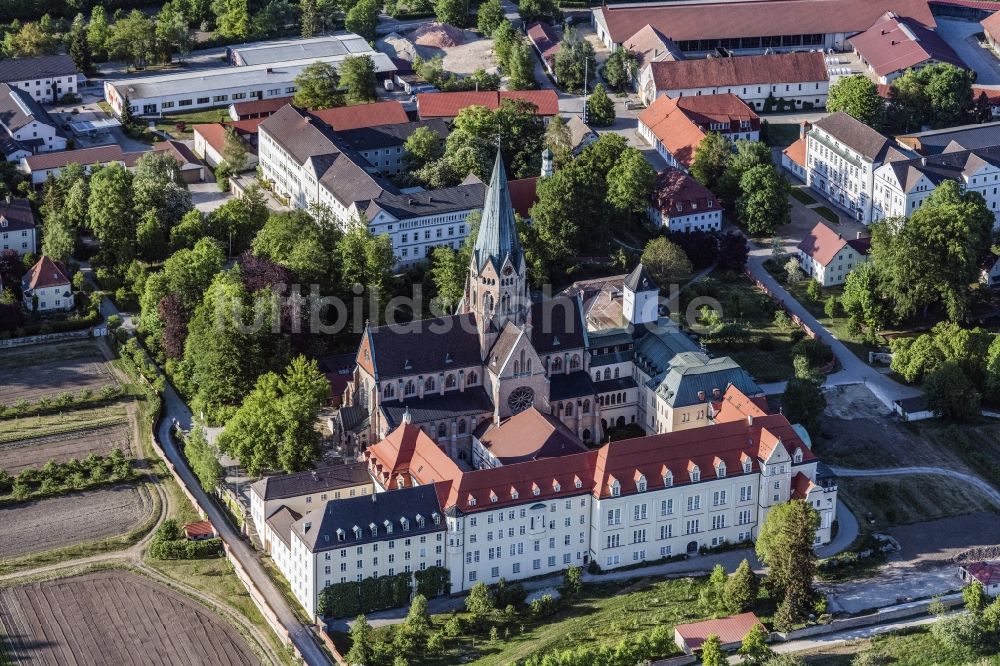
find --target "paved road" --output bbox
[744,250,921,410]
[816,500,860,559]
[830,466,1000,506]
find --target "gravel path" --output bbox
[0,484,152,559]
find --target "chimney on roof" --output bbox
[921,156,927,166]
[857,231,862,239]
[266,67,273,74]
[747,414,754,426]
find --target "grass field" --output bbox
[800,626,1000,665]
[837,475,997,528]
[763,122,801,147]
[814,206,840,224]
[0,403,128,444]
[790,188,818,205]
[684,269,805,382]
[0,339,116,406]
[154,108,233,139]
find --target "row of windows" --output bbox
[467,554,576,581]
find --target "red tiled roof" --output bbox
[416,91,559,119]
[194,118,264,154]
[850,12,964,78]
[230,95,293,117]
[310,101,410,131]
[790,471,819,500]
[983,7,1000,38]
[508,177,539,218]
[478,407,588,464]
[674,612,763,650]
[797,222,855,266]
[527,22,561,64]
[713,385,768,424]
[648,52,828,92]
[22,144,144,171]
[650,167,722,216]
[599,0,935,45]
[639,94,757,167]
[21,255,69,290]
[783,137,807,168]
[183,520,216,538]
[973,85,1000,105]
[964,561,1000,586]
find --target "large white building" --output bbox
[258,104,484,268]
[805,112,913,223]
[104,33,395,116]
[0,54,79,104]
[0,197,36,256]
[872,145,1000,226]
[0,83,67,161]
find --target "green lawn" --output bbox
[682,269,807,382]
[763,122,801,147]
[800,625,1000,665]
[153,108,233,139]
[790,188,818,205]
[341,576,748,666]
[0,403,128,444]
[814,206,840,224]
[913,421,1000,490]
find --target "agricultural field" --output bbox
[0,483,153,559]
[0,403,128,444]
[0,570,262,665]
[0,340,117,406]
[0,423,132,475]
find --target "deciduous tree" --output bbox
[345,0,378,41]
[641,237,691,286]
[690,132,730,190]
[827,75,884,127]
[700,634,725,666]
[924,361,981,421]
[340,54,377,104]
[293,61,342,109]
[434,0,467,26]
[476,0,504,36]
[737,164,790,236]
[585,83,615,127]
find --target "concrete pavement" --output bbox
[816,501,860,559]
[935,18,1000,85]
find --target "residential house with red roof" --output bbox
[647,168,722,232]
[960,561,1000,596]
[0,196,37,256]
[638,93,759,170]
[782,135,808,181]
[797,222,871,286]
[21,255,73,312]
[415,90,559,120]
[635,51,829,108]
[527,22,561,76]
[983,9,1000,52]
[193,119,263,170]
[674,612,764,654]
[850,11,965,84]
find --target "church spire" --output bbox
[473,151,523,273]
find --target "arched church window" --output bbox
[383,384,395,399]
[458,419,467,434]
[604,368,611,380]
[565,403,573,416]
[468,372,478,385]
[552,357,563,372]
[513,361,520,375]
[583,400,590,414]
[425,377,435,391]
[404,381,415,396]
[446,374,456,389]
[570,354,580,370]
[437,423,447,438]
[614,368,620,378]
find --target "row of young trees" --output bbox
[0,449,134,501]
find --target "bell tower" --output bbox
[462,151,529,353]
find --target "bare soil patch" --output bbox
[814,384,976,472]
[0,569,261,665]
[0,340,117,406]
[0,424,132,475]
[838,475,996,528]
[0,483,152,559]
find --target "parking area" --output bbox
[935,18,1000,85]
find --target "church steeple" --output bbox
[463,150,530,352]
[473,151,523,273]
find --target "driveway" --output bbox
[190,181,232,213]
[935,18,1000,85]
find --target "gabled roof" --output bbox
[265,507,301,547]
[527,22,561,65]
[473,151,523,272]
[596,0,935,45]
[896,120,1000,155]
[983,8,1000,39]
[650,167,722,217]
[21,144,148,171]
[622,24,682,67]
[339,119,448,152]
[0,54,78,82]
[654,352,762,408]
[416,90,559,119]
[250,462,371,501]
[0,197,36,232]
[0,83,60,133]
[21,256,70,291]
[790,471,820,499]
[477,407,588,464]
[565,116,596,151]
[850,12,964,78]
[646,52,827,92]
[797,222,869,266]
[674,612,763,650]
[379,386,493,430]
[310,100,410,130]
[713,384,769,424]
[783,137,807,168]
[963,561,1000,586]
[230,95,294,117]
[638,94,757,167]
[507,177,539,218]
[811,112,909,163]
[364,312,482,380]
[183,520,217,539]
[528,295,587,353]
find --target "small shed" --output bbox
[960,561,1000,597]
[183,520,218,541]
[673,612,764,654]
[892,395,935,422]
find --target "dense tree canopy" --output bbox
[553,27,595,94]
[827,75,884,128]
[756,500,820,630]
[293,61,341,109]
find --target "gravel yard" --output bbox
[0,424,133,475]
[0,340,117,406]
[0,483,152,559]
[0,570,261,666]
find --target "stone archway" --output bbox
[686,541,698,554]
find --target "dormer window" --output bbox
[742,458,752,474]
[552,480,561,492]
[663,470,673,487]
[636,474,647,492]
[574,476,583,489]
[610,479,621,497]
[689,464,700,483]
[432,512,440,525]
[532,483,540,496]
[353,525,362,539]
[715,460,726,479]
[489,491,498,503]
[511,487,519,500]
[793,448,803,463]
[401,517,410,530]
[397,473,406,488]
[369,523,378,537]
[336,528,345,541]
[384,519,393,534]
[416,514,425,528]
[468,495,477,507]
